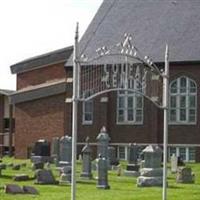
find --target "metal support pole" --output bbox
[162,44,169,200]
[71,22,79,200]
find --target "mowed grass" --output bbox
[1,157,200,200]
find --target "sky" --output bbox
[0,0,103,90]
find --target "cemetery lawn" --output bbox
[1,157,200,200]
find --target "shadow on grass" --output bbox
[77,180,96,185]
[168,185,182,189]
[0,175,13,180]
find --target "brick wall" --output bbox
[66,63,200,156]
[14,94,66,158]
[0,95,4,155]
[17,62,66,90]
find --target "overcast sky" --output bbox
[0,0,103,90]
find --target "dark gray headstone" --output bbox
[128,143,138,164]
[80,137,93,179]
[96,154,110,189]
[59,135,72,165]
[23,186,39,195]
[108,146,119,166]
[5,184,24,194]
[13,174,30,181]
[96,127,110,159]
[33,139,50,156]
[176,167,194,183]
[35,169,57,184]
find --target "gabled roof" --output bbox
[66,0,200,66]
[0,89,15,96]
[11,46,73,74]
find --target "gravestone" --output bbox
[80,137,93,179]
[23,186,39,195]
[124,143,140,177]
[59,135,72,166]
[137,145,163,187]
[96,154,110,189]
[31,139,51,163]
[108,146,119,166]
[59,166,72,185]
[171,154,178,173]
[96,127,110,159]
[35,169,57,184]
[176,167,194,183]
[13,174,30,181]
[96,126,110,169]
[5,184,24,194]
[177,156,185,166]
[51,137,60,166]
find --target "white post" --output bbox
[71,22,79,200]
[162,44,169,200]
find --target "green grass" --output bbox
[1,157,200,200]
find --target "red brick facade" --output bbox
[15,94,66,158]
[17,62,66,90]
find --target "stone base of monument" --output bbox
[137,176,163,187]
[137,168,163,187]
[80,172,93,179]
[140,168,163,177]
[124,164,140,177]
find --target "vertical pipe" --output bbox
[162,44,169,200]
[71,22,79,200]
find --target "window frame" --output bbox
[82,91,94,125]
[116,90,143,125]
[169,76,197,125]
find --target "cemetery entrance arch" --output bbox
[71,24,169,200]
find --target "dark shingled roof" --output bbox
[10,79,72,104]
[66,0,200,66]
[11,46,73,74]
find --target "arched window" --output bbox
[169,76,197,124]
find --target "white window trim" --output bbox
[169,76,197,125]
[116,91,143,125]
